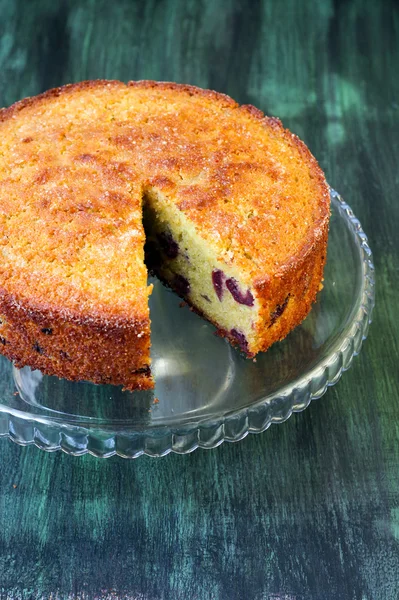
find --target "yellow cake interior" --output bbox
[143,187,260,353]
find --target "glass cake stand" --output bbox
[0,189,375,458]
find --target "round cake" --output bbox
[0,80,330,390]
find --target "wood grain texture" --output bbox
[0,0,398,598]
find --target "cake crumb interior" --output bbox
[142,187,259,353]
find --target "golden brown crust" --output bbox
[0,80,330,387]
[0,288,152,391]
[0,80,125,123]
[253,221,328,353]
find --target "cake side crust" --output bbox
[0,289,152,391]
[253,217,329,353]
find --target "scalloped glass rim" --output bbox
[0,188,375,458]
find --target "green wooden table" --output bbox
[0,0,398,598]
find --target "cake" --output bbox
[0,80,330,390]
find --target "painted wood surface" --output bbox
[0,0,398,598]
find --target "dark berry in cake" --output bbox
[226,278,254,306]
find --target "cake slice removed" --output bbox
[0,80,330,390]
